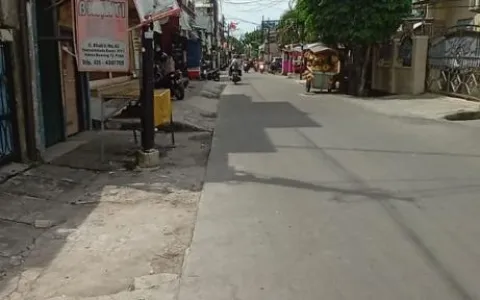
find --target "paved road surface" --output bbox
[178,73,480,300]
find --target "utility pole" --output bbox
[212,0,218,68]
[141,23,155,152]
[261,15,264,40]
[261,16,264,60]
[226,20,232,61]
[267,27,270,61]
[297,11,304,79]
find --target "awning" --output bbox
[132,0,181,30]
[293,42,338,53]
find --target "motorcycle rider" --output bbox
[229,55,242,77]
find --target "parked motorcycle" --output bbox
[206,69,221,81]
[210,69,221,81]
[154,66,185,101]
[170,70,185,100]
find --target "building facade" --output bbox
[195,0,221,68]
[0,0,198,168]
[0,0,38,165]
[414,0,480,99]
[260,19,280,62]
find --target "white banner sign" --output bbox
[74,0,130,72]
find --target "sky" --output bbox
[220,0,291,38]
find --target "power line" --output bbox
[224,14,260,25]
[224,0,287,9]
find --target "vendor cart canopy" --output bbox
[307,43,332,53]
[291,42,344,53]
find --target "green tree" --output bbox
[276,6,319,46]
[296,0,411,95]
[242,29,263,57]
[227,36,245,54]
[277,8,301,46]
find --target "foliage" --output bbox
[296,0,411,47]
[276,8,301,46]
[241,29,263,57]
[276,6,319,46]
[242,29,263,49]
[295,0,411,95]
[227,36,245,54]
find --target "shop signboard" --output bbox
[74,0,130,72]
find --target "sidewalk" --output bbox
[293,78,480,123]
[340,93,480,122]
[0,131,211,300]
[0,81,223,300]
[173,81,226,131]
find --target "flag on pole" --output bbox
[229,22,238,30]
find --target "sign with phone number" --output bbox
[74,0,130,72]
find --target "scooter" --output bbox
[231,70,241,84]
[243,62,250,73]
[259,63,265,74]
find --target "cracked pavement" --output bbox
[0,130,213,300]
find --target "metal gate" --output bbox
[0,42,18,165]
[426,25,480,99]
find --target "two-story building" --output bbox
[195,0,221,68]
[415,0,480,29]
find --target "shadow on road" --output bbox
[203,93,477,300]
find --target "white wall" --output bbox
[195,6,213,33]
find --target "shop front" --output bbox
[34,0,90,149]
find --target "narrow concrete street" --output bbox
[179,73,480,300]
